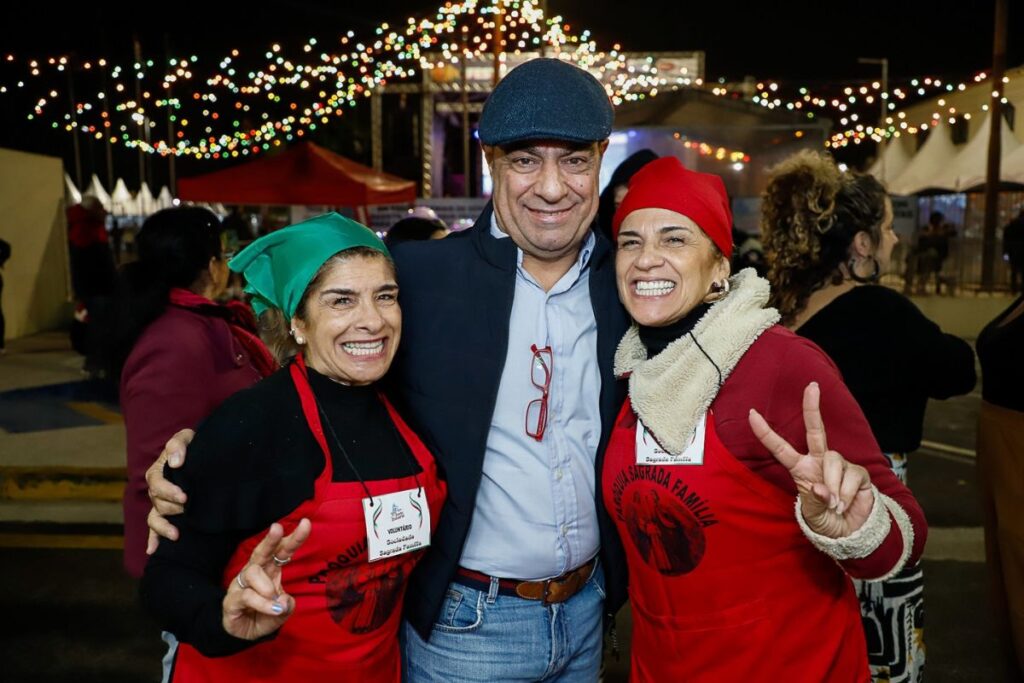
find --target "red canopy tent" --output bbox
[177,142,416,206]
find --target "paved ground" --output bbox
[0,330,1019,682]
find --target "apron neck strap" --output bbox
[289,354,337,500]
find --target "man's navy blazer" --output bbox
[389,204,630,640]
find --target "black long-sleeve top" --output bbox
[796,285,976,453]
[977,294,1024,412]
[140,363,422,657]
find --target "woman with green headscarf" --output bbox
[140,213,446,682]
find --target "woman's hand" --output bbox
[747,382,875,538]
[222,519,312,641]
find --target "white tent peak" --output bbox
[157,186,174,209]
[64,173,82,205]
[927,112,1021,191]
[82,174,111,211]
[868,137,914,185]
[887,122,959,195]
[138,182,159,216]
[110,178,137,216]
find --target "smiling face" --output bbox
[484,140,606,266]
[616,208,731,328]
[291,252,401,386]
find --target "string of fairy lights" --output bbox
[0,0,1012,163]
[710,70,1013,149]
[1,0,704,161]
[672,133,749,165]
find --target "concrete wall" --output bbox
[0,148,71,340]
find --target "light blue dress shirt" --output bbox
[459,217,602,580]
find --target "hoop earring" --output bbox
[848,256,880,284]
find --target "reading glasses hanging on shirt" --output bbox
[526,344,553,441]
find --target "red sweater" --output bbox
[120,306,264,578]
[710,325,926,578]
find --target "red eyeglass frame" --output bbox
[526,344,553,441]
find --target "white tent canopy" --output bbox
[1002,144,1024,185]
[925,112,1021,191]
[109,178,137,216]
[64,173,81,205]
[138,182,158,215]
[869,137,913,186]
[82,174,111,211]
[887,122,960,195]
[157,186,174,210]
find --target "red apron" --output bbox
[173,356,446,682]
[602,398,868,682]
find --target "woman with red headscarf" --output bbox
[602,157,927,681]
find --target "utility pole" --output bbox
[858,57,889,182]
[420,69,433,198]
[461,25,471,197]
[371,89,383,172]
[540,0,548,57]
[982,0,1008,291]
[164,34,177,196]
[133,36,146,192]
[99,62,115,192]
[492,0,504,87]
[66,57,83,188]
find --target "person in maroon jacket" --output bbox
[115,207,276,579]
[109,206,276,680]
[603,157,926,682]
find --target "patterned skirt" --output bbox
[853,451,926,683]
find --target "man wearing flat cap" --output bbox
[146,57,629,681]
[393,57,629,681]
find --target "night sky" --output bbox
[6,1,1018,80]
[2,1,1020,184]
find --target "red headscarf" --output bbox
[612,156,733,259]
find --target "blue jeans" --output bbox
[403,562,605,682]
[160,631,177,683]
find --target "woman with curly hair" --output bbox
[761,150,976,683]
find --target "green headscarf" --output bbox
[229,212,390,319]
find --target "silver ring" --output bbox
[273,555,291,567]
[236,572,248,590]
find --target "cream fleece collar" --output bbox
[614,268,780,454]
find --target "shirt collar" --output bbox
[490,212,596,271]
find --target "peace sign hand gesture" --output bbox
[747,382,875,539]
[222,519,312,641]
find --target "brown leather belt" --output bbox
[455,559,596,605]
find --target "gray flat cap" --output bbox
[478,58,613,147]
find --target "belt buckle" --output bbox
[541,578,554,606]
[514,561,592,604]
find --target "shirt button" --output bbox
[554,468,563,480]
[561,524,569,536]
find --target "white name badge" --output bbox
[362,487,431,563]
[636,413,707,466]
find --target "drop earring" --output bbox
[706,278,731,302]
